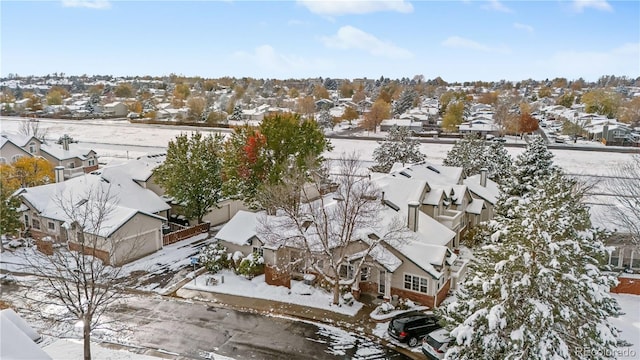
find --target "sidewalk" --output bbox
[174,287,422,360]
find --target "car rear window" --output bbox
[426,335,446,350]
[391,319,405,332]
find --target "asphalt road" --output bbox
[0,279,409,360]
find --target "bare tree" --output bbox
[607,155,640,246]
[19,119,49,142]
[259,153,411,305]
[19,185,142,360]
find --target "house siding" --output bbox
[107,213,163,265]
[0,141,31,163]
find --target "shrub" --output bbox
[377,302,395,314]
[236,252,264,279]
[199,243,230,273]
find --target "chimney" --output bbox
[54,166,65,183]
[602,124,609,142]
[381,191,385,204]
[407,201,420,232]
[480,168,488,187]
[62,134,69,151]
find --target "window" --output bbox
[88,159,95,166]
[0,157,6,164]
[24,214,29,224]
[610,249,620,268]
[69,163,75,169]
[253,247,263,257]
[32,219,40,230]
[29,142,36,154]
[48,222,55,230]
[339,264,354,279]
[11,154,23,162]
[379,270,386,294]
[360,266,370,281]
[404,274,429,294]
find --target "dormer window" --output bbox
[29,142,36,154]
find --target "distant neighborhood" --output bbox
[1,74,639,147]
[1,73,639,360]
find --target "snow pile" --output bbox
[182,270,363,316]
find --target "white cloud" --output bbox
[441,36,510,54]
[513,22,534,34]
[61,0,111,9]
[232,45,332,76]
[298,0,413,16]
[541,42,639,80]
[321,26,413,59]
[482,0,513,13]
[572,0,613,12]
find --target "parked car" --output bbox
[387,311,441,347]
[422,328,454,359]
[492,137,506,142]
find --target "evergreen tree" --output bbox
[371,126,425,173]
[443,134,512,183]
[231,104,243,121]
[440,171,620,359]
[317,109,334,129]
[153,132,224,223]
[392,88,417,116]
[500,136,559,200]
[0,181,22,238]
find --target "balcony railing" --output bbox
[436,209,463,230]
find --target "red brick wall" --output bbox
[265,265,290,288]
[435,279,451,306]
[391,287,436,308]
[36,239,53,255]
[611,276,640,295]
[359,281,378,294]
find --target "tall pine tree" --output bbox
[371,126,425,173]
[443,134,512,183]
[440,162,620,359]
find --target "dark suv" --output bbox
[387,311,441,347]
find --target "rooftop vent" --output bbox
[426,165,440,174]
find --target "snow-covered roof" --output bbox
[98,153,166,183]
[389,161,463,185]
[347,244,403,272]
[466,198,485,215]
[463,174,500,205]
[0,309,40,343]
[0,132,40,148]
[215,210,259,246]
[17,172,168,237]
[40,142,95,161]
[0,309,52,360]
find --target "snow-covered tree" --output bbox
[440,170,620,359]
[392,88,417,116]
[443,134,512,183]
[317,108,334,129]
[230,104,243,121]
[371,126,425,173]
[500,135,560,201]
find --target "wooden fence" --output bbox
[163,222,210,246]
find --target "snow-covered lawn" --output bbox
[369,304,429,321]
[610,294,640,357]
[181,269,363,316]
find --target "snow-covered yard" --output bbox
[181,269,363,316]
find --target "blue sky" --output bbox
[2,0,638,82]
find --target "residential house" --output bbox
[463,169,500,224]
[214,160,493,307]
[0,133,98,179]
[102,101,128,117]
[15,166,171,265]
[379,119,423,133]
